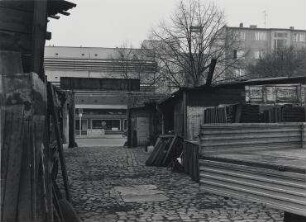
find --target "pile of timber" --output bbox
[146,135,183,167]
[203,104,305,124]
[202,104,258,123]
[262,105,305,123]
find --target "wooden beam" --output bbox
[31,0,48,79]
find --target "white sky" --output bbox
[47,0,306,48]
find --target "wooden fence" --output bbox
[1,69,78,221]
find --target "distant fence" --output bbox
[200,122,306,154]
[183,141,200,182]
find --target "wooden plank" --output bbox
[48,83,71,201]
[17,119,33,221]
[1,106,25,222]
[162,135,177,166]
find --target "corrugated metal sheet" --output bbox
[199,123,306,216]
[200,123,303,154]
[200,158,306,216]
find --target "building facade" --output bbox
[44,46,157,90]
[44,46,161,136]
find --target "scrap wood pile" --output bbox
[145,135,183,168]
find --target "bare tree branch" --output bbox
[142,0,244,92]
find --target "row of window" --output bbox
[238,31,306,42]
[75,119,128,131]
[233,50,264,59]
[54,53,99,57]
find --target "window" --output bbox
[294,33,306,42]
[240,31,246,41]
[92,120,121,131]
[235,69,245,77]
[55,53,58,56]
[254,50,264,59]
[255,31,267,41]
[233,50,244,59]
[274,32,288,38]
[237,50,244,58]
[274,39,287,49]
[233,50,237,59]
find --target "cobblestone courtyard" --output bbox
[65,146,284,222]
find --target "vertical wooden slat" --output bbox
[17,119,33,222]
[1,106,25,222]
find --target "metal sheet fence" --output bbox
[200,123,305,154]
[199,122,306,217]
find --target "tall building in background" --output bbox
[225,24,306,80]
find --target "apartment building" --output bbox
[225,24,306,79]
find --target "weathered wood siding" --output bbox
[174,100,184,137]
[1,72,48,222]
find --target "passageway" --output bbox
[65,146,284,222]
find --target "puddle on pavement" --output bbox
[113,185,168,203]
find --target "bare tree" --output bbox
[111,43,158,90]
[142,0,244,91]
[247,47,306,79]
[112,43,138,79]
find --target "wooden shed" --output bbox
[159,76,306,141]
[128,102,162,147]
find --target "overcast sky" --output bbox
[47,0,306,48]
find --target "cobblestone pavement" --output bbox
[65,146,284,222]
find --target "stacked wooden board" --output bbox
[262,105,305,123]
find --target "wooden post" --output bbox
[31,0,48,79]
[183,90,187,139]
[68,92,77,148]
